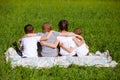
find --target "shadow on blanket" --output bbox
[4,47,118,68]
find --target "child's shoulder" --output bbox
[23,33,37,38]
[36,32,43,36]
[52,31,60,36]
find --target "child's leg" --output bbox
[37,42,42,57]
[16,50,22,56]
[12,41,22,56]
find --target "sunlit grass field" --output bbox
[0,0,120,80]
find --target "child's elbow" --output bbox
[51,46,56,49]
[46,37,49,40]
[44,36,49,40]
[69,50,73,53]
[53,45,57,48]
[68,49,73,53]
[78,41,84,46]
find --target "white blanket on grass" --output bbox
[5,47,117,68]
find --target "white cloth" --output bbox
[5,48,118,68]
[21,36,41,57]
[57,36,76,56]
[75,43,89,56]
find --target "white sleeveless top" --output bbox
[57,36,76,56]
[75,39,89,56]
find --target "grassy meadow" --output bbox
[0,0,120,80]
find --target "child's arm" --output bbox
[19,46,23,51]
[73,34,85,46]
[40,39,59,48]
[19,40,24,51]
[40,30,53,41]
[59,43,74,53]
[18,38,22,44]
[73,37,84,46]
[75,35,84,40]
[59,32,75,36]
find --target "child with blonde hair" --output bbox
[40,22,60,57]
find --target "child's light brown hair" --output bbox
[42,22,52,33]
[73,28,82,35]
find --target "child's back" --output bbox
[57,20,76,56]
[74,38,89,56]
[21,36,41,57]
[20,24,41,57]
[73,28,89,56]
[40,22,60,57]
[41,32,59,57]
[57,36,76,56]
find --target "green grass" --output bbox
[0,0,120,80]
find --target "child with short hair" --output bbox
[19,24,53,58]
[73,28,89,56]
[40,22,60,57]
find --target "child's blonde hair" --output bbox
[42,22,52,33]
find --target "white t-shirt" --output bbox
[21,36,41,57]
[57,36,76,56]
[75,39,89,56]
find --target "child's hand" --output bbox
[18,38,22,44]
[75,35,83,40]
[72,37,76,41]
[59,43,64,47]
[86,45,89,49]
[40,41,45,45]
[69,46,74,53]
[50,30,55,33]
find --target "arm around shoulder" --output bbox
[40,39,59,48]
[40,30,53,41]
[59,43,74,53]
[73,36,85,46]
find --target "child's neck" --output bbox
[61,30,68,33]
[24,33,36,37]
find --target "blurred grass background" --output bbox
[0,0,120,80]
